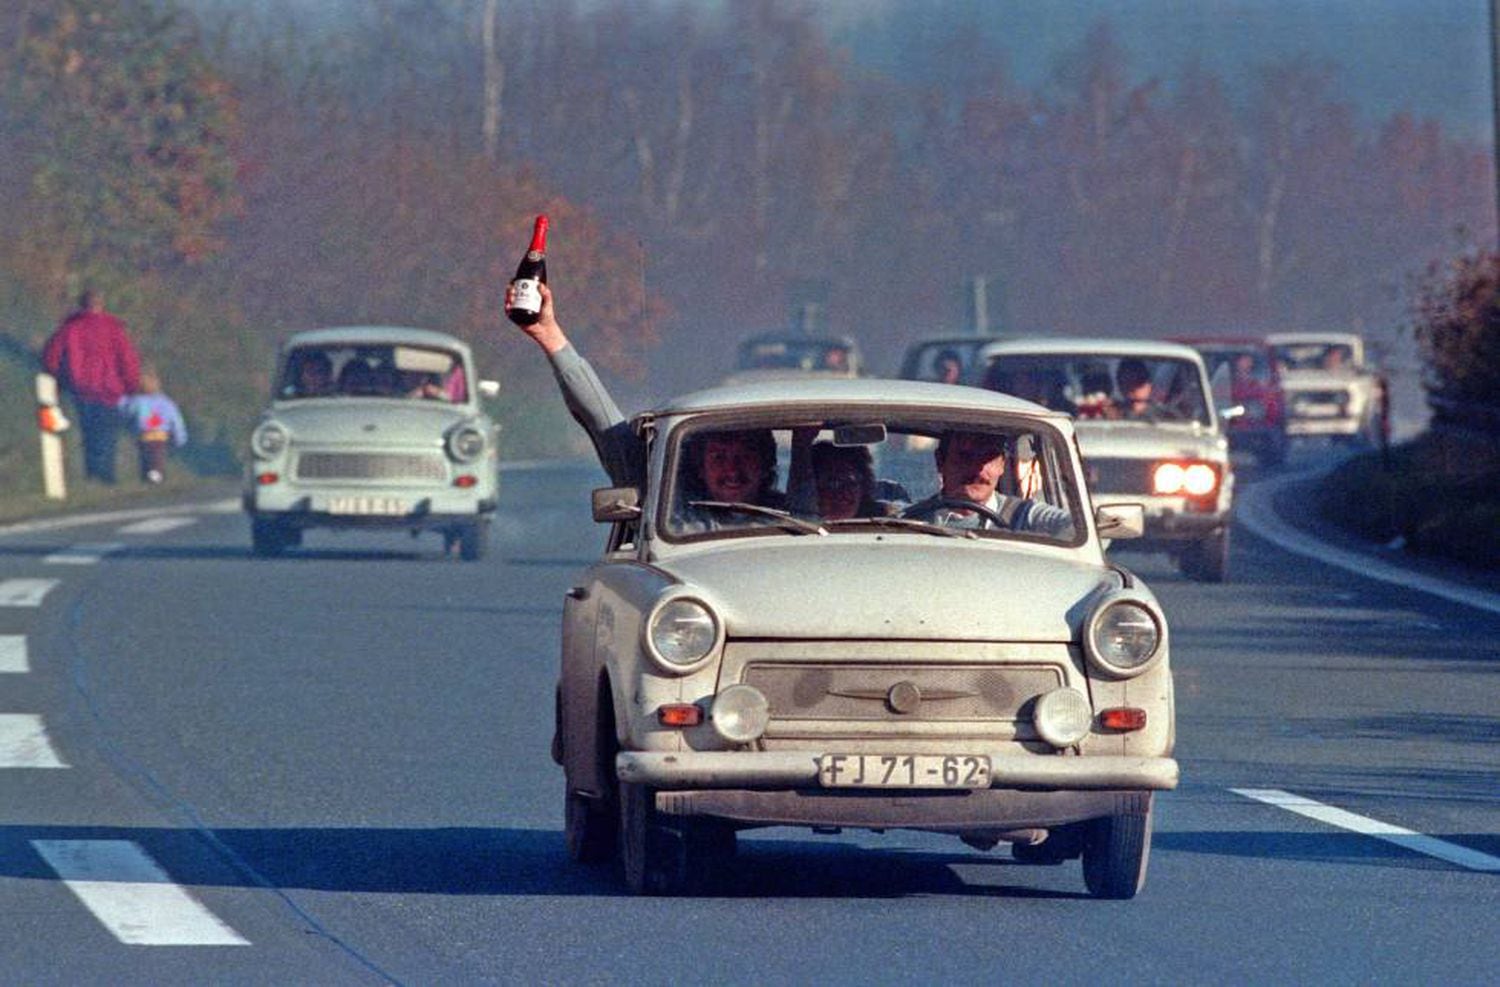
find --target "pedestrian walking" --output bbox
[117,367,188,484]
[41,290,142,484]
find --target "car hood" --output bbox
[660,541,1117,641]
[265,401,475,444]
[1278,370,1360,389]
[1073,421,1225,461]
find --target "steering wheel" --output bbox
[900,497,1011,529]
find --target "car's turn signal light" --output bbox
[453,475,478,488]
[256,472,279,485]
[657,704,703,728]
[1098,707,1148,731]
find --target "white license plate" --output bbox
[326,496,410,516]
[818,754,991,789]
[1296,403,1342,417]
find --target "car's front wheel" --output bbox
[618,782,693,895]
[565,788,617,864]
[1081,794,1153,899]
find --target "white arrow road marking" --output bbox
[117,516,197,535]
[0,579,60,607]
[0,635,27,672]
[1232,788,1500,872]
[31,840,249,946]
[43,542,125,565]
[0,714,68,767]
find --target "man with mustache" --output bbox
[903,430,1074,538]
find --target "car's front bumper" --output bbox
[618,751,1178,790]
[245,487,496,528]
[1284,416,1361,436]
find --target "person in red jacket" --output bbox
[41,290,142,484]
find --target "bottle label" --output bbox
[510,278,542,313]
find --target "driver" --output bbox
[902,430,1074,538]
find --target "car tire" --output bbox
[1082,794,1153,899]
[457,520,488,562]
[1180,526,1229,583]
[617,782,692,895]
[565,788,617,865]
[250,517,293,557]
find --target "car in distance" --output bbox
[895,335,995,384]
[1175,337,1288,466]
[1266,331,1383,445]
[722,332,862,384]
[244,326,500,560]
[553,377,1177,898]
[976,338,1235,582]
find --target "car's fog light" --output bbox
[1033,688,1092,747]
[711,684,770,743]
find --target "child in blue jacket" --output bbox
[117,367,187,484]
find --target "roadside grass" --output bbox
[1316,431,1500,570]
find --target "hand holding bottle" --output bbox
[505,281,568,355]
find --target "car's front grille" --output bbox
[1083,457,1152,495]
[294,451,448,481]
[744,663,1062,722]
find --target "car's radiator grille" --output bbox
[294,452,447,481]
[743,663,1062,722]
[1083,457,1152,495]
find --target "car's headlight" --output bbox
[711,684,770,743]
[251,421,289,459]
[1086,600,1163,677]
[645,596,720,672]
[1152,461,1218,497]
[1033,687,1093,747]
[447,423,486,463]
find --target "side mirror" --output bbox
[478,379,501,399]
[1094,503,1145,540]
[592,486,642,523]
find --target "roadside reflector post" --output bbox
[34,373,67,501]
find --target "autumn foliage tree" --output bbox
[1412,252,1500,410]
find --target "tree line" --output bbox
[0,0,1492,451]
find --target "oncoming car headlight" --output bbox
[1086,600,1163,677]
[645,596,720,672]
[251,421,289,459]
[447,423,486,463]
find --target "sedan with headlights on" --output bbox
[552,378,1177,897]
[244,326,500,559]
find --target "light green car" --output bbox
[243,326,500,560]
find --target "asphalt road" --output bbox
[1,456,1496,985]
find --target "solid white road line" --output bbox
[1232,788,1500,872]
[0,714,68,767]
[0,635,28,673]
[31,840,249,946]
[43,542,126,565]
[0,579,60,607]
[1237,467,1500,617]
[117,516,197,535]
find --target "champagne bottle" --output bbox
[505,215,549,325]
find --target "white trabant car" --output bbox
[553,378,1177,898]
[975,338,1235,582]
[244,327,500,559]
[1266,331,1382,444]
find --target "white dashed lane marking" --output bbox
[0,635,27,673]
[1233,788,1500,872]
[117,516,197,535]
[0,579,60,607]
[0,714,68,767]
[30,840,249,946]
[43,543,125,565]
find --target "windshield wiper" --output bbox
[824,516,974,539]
[688,501,828,536]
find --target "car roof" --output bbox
[1264,331,1362,345]
[977,336,1207,362]
[1171,336,1272,349]
[281,326,472,353]
[654,377,1068,419]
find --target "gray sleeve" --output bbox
[547,344,645,489]
[1016,499,1076,540]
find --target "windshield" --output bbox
[737,337,856,374]
[1197,346,1274,386]
[1273,341,1356,373]
[981,353,1211,425]
[660,410,1083,546]
[278,344,468,402]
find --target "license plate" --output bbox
[1296,403,1341,417]
[818,754,991,789]
[326,496,410,516]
